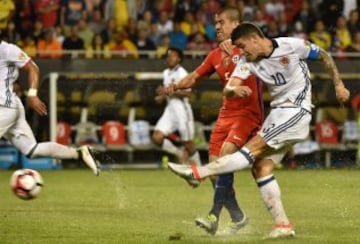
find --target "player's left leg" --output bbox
[252,157,295,238]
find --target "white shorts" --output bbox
[154,99,194,141]
[260,106,311,163]
[0,97,37,155]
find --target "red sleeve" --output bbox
[195,51,216,77]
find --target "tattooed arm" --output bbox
[318,48,350,103]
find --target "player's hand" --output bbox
[155,85,163,95]
[154,94,166,104]
[27,96,47,116]
[335,83,350,103]
[162,83,177,96]
[219,39,233,56]
[232,85,252,98]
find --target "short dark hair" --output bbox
[231,22,265,43]
[167,46,184,62]
[218,6,241,23]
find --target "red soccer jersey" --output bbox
[195,47,263,121]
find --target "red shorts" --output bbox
[208,116,260,156]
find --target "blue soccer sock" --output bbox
[224,185,244,222]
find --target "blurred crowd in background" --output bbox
[0,0,359,59]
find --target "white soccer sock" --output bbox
[257,174,290,225]
[189,150,202,166]
[161,138,183,158]
[197,147,254,178]
[31,142,78,159]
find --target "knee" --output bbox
[152,131,164,145]
[252,159,274,179]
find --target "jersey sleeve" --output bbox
[6,43,31,68]
[291,38,320,60]
[230,58,251,80]
[195,51,215,77]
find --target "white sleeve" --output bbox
[290,38,320,60]
[230,59,251,80]
[178,67,188,80]
[6,43,31,68]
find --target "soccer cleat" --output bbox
[194,214,218,235]
[78,146,100,176]
[168,162,200,187]
[219,214,249,236]
[267,223,295,239]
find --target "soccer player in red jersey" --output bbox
[163,7,263,235]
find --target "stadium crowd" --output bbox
[0,0,359,59]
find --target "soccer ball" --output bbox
[10,169,44,200]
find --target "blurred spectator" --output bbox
[319,0,343,31]
[180,12,205,36]
[153,0,174,17]
[54,25,65,44]
[265,20,283,38]
[169,22,187,50]
[277,11,289,35]
[343,0,358,20]
[85,33,111,58]
[148,22,162,46]
[104,0,128,30]
[186,31,212,57]
[137,10,152,30]
[18,35,37,58]
[37,28,63,58]
[264,0,285,20]
[156,34,170,58]
[292,0,317,33]
[34,0,60,29]
[288,21,308,40]
[242,0,257,21]
[2,22,20,43]
[347,9,360,37]
[108,31,138,58]
[32,20,45,44]
[62,26,85,58]
[15,0,34,34]
[309,20,332,51]
[126,17,138,43]
[100,18,117,44]
[346,31,360,53]
[333,15,352,52]
[174,0,198,22]
[84,0,102,15]
[0,0,15,31]
[88,8,105,34]
[252,8,271,33]
[60,0,87,28]
[157,10,173,35]
[136,0,152,20]
[77,18,94,48]
[134,28,156,58]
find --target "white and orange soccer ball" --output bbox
[10,169,43,200]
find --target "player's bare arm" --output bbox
[223,77,252,98]
[318,48,350,103]
[22,60,48,116]
[163,71,200,95]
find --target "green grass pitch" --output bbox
[1,168,360,244]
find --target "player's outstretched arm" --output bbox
[318,48,350,103]
[162,71,200,95]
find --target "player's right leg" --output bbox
[5,107,100,175]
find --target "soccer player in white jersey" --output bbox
[152,47,201,166]
[0,40,100,176]
[168,22,350,238]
